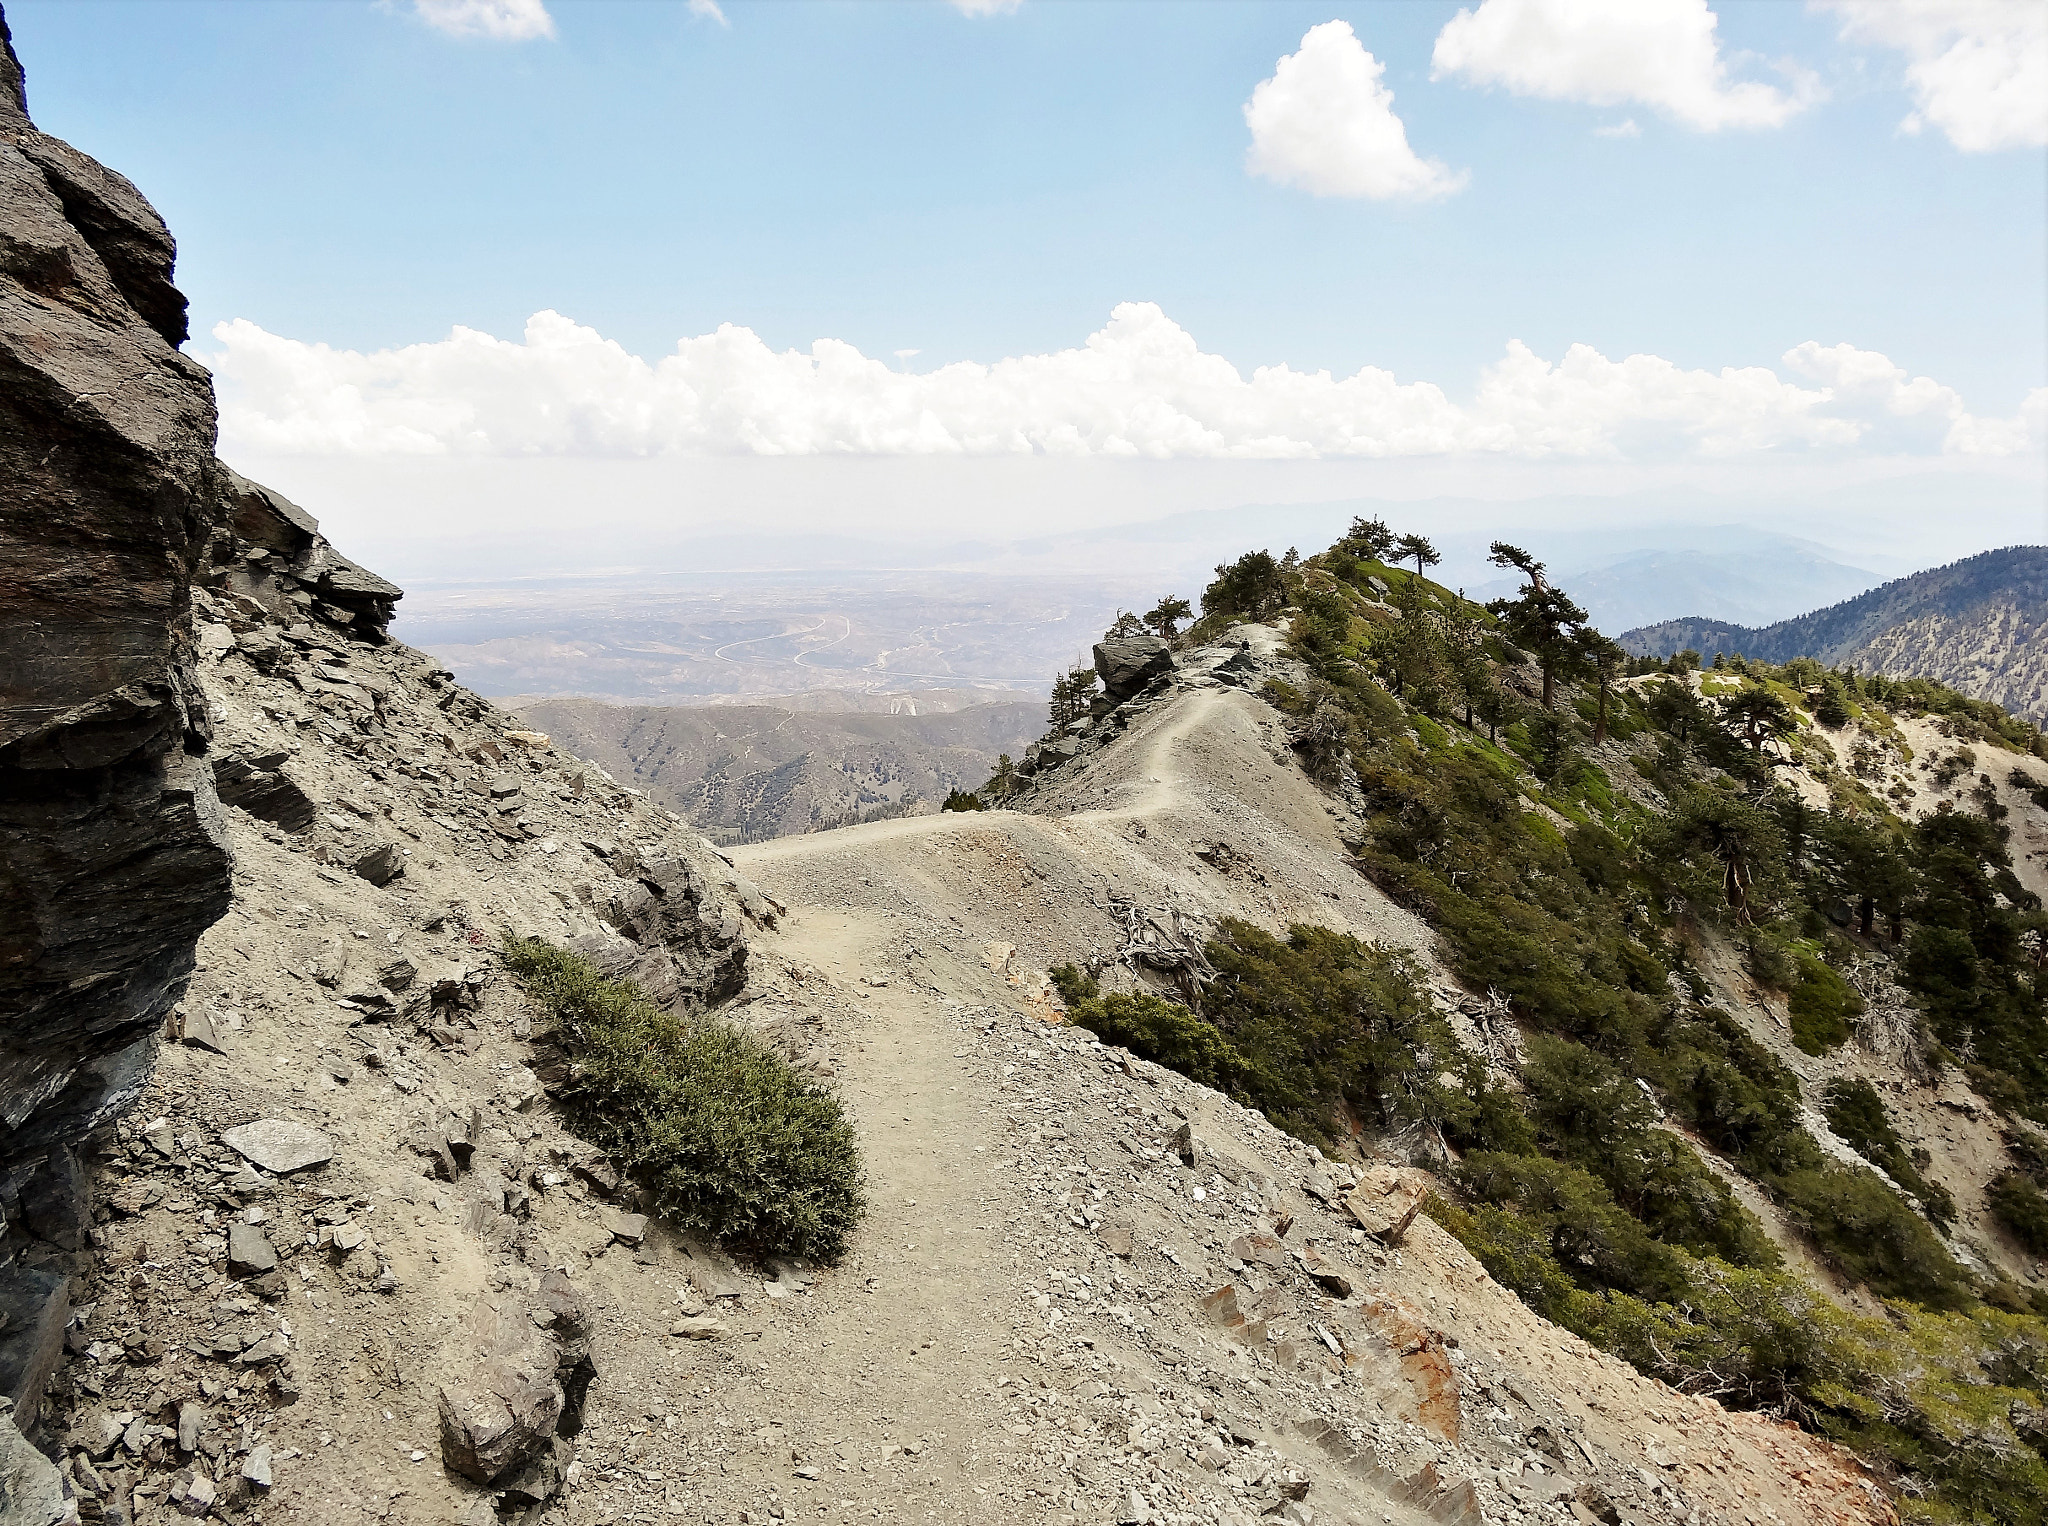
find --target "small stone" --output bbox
[226,1223,278,1277]
[236,1334,286,1366]
[1098,1224,1134,1259]
[329,1222,366,1253]
[670,1317,727,1341]
[181,1009,227,1054]
[221,1120,333,1175]
[242,1444,273,1488]
[1341,1165,1429,1244]
[177,1401,206,1452]
[353,842,406,886]
[604,1210,648,1247]
[179,1471,216,1516]
[1307,1269,1354,1299]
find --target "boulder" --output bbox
[0,1266,68,1424]
[353,842,405,886]
[0,18,234,1183]
[211,748,316,832]
[436,1295,568,1484]
[226,1223,278,1277]
[573,855,746,1014]
[17,1146,90,1251]
[1093,630,1175,702]
[0,1408,70,1526]
[1,19,249,1269]
[1341,1164,1431,1243]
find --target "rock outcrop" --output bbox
[1,0,229,1267]
[1092,627,1176,703]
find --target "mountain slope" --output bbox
[516,696,1043,841]
[1619,545,2048,719]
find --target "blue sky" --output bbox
[11,0,2043,396]
[7,0,2044,570]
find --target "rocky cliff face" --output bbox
[0,12,230,1197]
[0,12,237,1483]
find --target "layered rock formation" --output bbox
[0,7,231,1159]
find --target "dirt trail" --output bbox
[697,675,1894,1526]
[729,907,1018,1514]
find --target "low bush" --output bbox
[1064,991,1248,1097]
[1786,951,1863,1055]
[1774,1163,1974,1309]
[502,936,866,1262]
[1823,1076,1956,1226]
[1990,1172,2048,1255]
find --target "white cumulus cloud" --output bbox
[1244,21,1468,201]
[412,0,554,41]
[204,306,2044,465]
[949,0,1024,15]
[1432,0,1819,130]
[687,0,729,25]
[1819,0,2048,151]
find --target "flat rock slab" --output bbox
[221,1120,333,1175]
[602,1210,647,1246]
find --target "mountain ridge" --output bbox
[1619,544,2048,720]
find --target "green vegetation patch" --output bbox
[1787,949,1864,1054]
[1823,1077,1955,1226]
[503,936,866,1261]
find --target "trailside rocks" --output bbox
[210,746,315,832]
[575,855,747,1013]
[206,470,400,642]
[0,5,232,1241]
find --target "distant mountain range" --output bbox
[1619,546,2048,721]
[516,696,1043,842]
[1471,533,1882,632]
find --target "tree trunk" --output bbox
[1889,910,1904,944]
[1593,683,1610,745]
[1541,663,1555,710]
[1859,896,1875,939]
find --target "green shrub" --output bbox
[1065,991,1247,1097]
[1519,1036,1780,1268]
[1991,1172,2048,1255]
[1049,962,1099,1006]
[502,936,866,1262]
[1822,1076,1956,1226]
[1775,1164,1974,1309]
[1198,919,1457,1145]
[1457,1152,1693,1302]
[1787,951,1863,1055]
[941,789,984,812]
